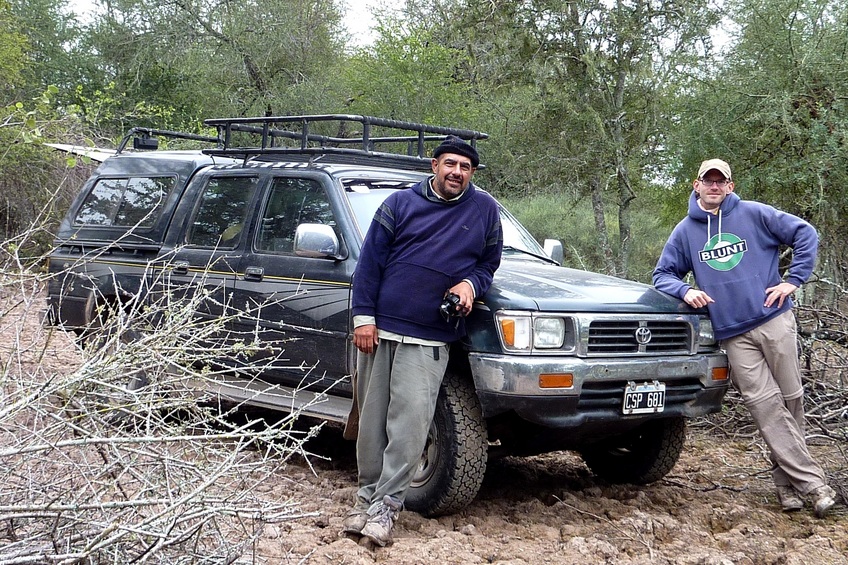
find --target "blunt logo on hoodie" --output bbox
[699,233,748,271]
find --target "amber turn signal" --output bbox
[711,367,729,381]
[539,373,574,389]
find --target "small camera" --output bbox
[439,292,463,322]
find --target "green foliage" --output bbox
[72,81,202,135]
[0,86,93,260]
[397,0,721,278]
[500,191,668,282]
[8,0,99,105]
[670,0,848,284]
[337,18,481,127]
[83,0,347,129]
[0,0,28,97]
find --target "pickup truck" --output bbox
[47,115,729,517]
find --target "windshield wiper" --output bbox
[502,245,559,265]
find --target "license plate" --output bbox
[622,381,666,415]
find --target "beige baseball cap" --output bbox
[697,158,732,180]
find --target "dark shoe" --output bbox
[810,485,837,518]
[776,485,804,512]
[341,509,369,536]
[360,495,403,547]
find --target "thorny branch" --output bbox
[0,232,335,563]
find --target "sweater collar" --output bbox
[687,190,740,223]
[420,176,474,203]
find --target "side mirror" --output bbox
[543,239,564,265]
[294,224,343,259]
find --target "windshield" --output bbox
[347,188,406,237]
[345,182,549,258]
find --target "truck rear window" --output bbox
[74,176,175,228]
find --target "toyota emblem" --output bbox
[634,327,652,345]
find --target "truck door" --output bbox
[232,173,355,393]
[160,173,261,351]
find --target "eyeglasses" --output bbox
[699,178,731,187]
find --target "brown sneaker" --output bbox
[341,509,369,536]
[776,485,804,512]
[360,495,403,547]
[810,485,837,518]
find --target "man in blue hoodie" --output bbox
[343,136,503,545]
[654,158,836,518]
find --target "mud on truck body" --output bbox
[47,115,729,517]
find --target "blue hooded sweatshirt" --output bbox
[653,191,817,340]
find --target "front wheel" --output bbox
[404,370,488,517]
[579,417,686,484]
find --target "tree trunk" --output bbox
[590,174,616,276]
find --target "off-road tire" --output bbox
[86,308,155,425]
[404,370,487,517]
[88,320,152,390]
[579,417,686,484]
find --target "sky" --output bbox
[66,0,383,46]
[342,0,383,45]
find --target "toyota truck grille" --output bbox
[588,320,691,354]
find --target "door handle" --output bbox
[172,260,189,275]
[244,266,264,281]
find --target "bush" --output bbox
[500,192,669,283]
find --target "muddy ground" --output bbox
[2,293,846,564]
[272,424,847,564]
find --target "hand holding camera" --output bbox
[439,292,463,322]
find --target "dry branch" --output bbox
[1,225,333,563]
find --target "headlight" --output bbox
[698,318,717,347]
[496,312,574,354]
[534,317,564,348]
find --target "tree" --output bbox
[0,0,28,101]
[335,16,482,127]
[82,0,348,131]
[672,0,848,288]
[403,0,720,278]
[7,0,99,106]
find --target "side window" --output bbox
[257,178,336,253]
[186,176,259,248]
[74,177,175,228]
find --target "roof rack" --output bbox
[116,127,222,154]
[201,114,488,171]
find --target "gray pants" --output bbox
[723,309,827,494]
[354,340,448,508]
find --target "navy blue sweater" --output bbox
[653,191,817,340]
[352,179,503,342]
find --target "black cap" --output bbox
[432,135,479,168]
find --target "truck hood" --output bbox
[484,258,695,314]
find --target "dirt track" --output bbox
[2,292,846,564]
[254,418,847,564]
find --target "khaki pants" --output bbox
[354,340,449,508]
[723,309,826,495]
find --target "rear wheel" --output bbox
[84,303,156,422]
[87,310,152,392]
[579,417,686,484]
[404,370,488,517]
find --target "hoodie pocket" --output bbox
[378,261,452,326]
[704,274,769,331]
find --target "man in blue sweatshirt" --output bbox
[654,158,836,518]
[344,136,503,545]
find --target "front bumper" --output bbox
[469,351,728,428]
